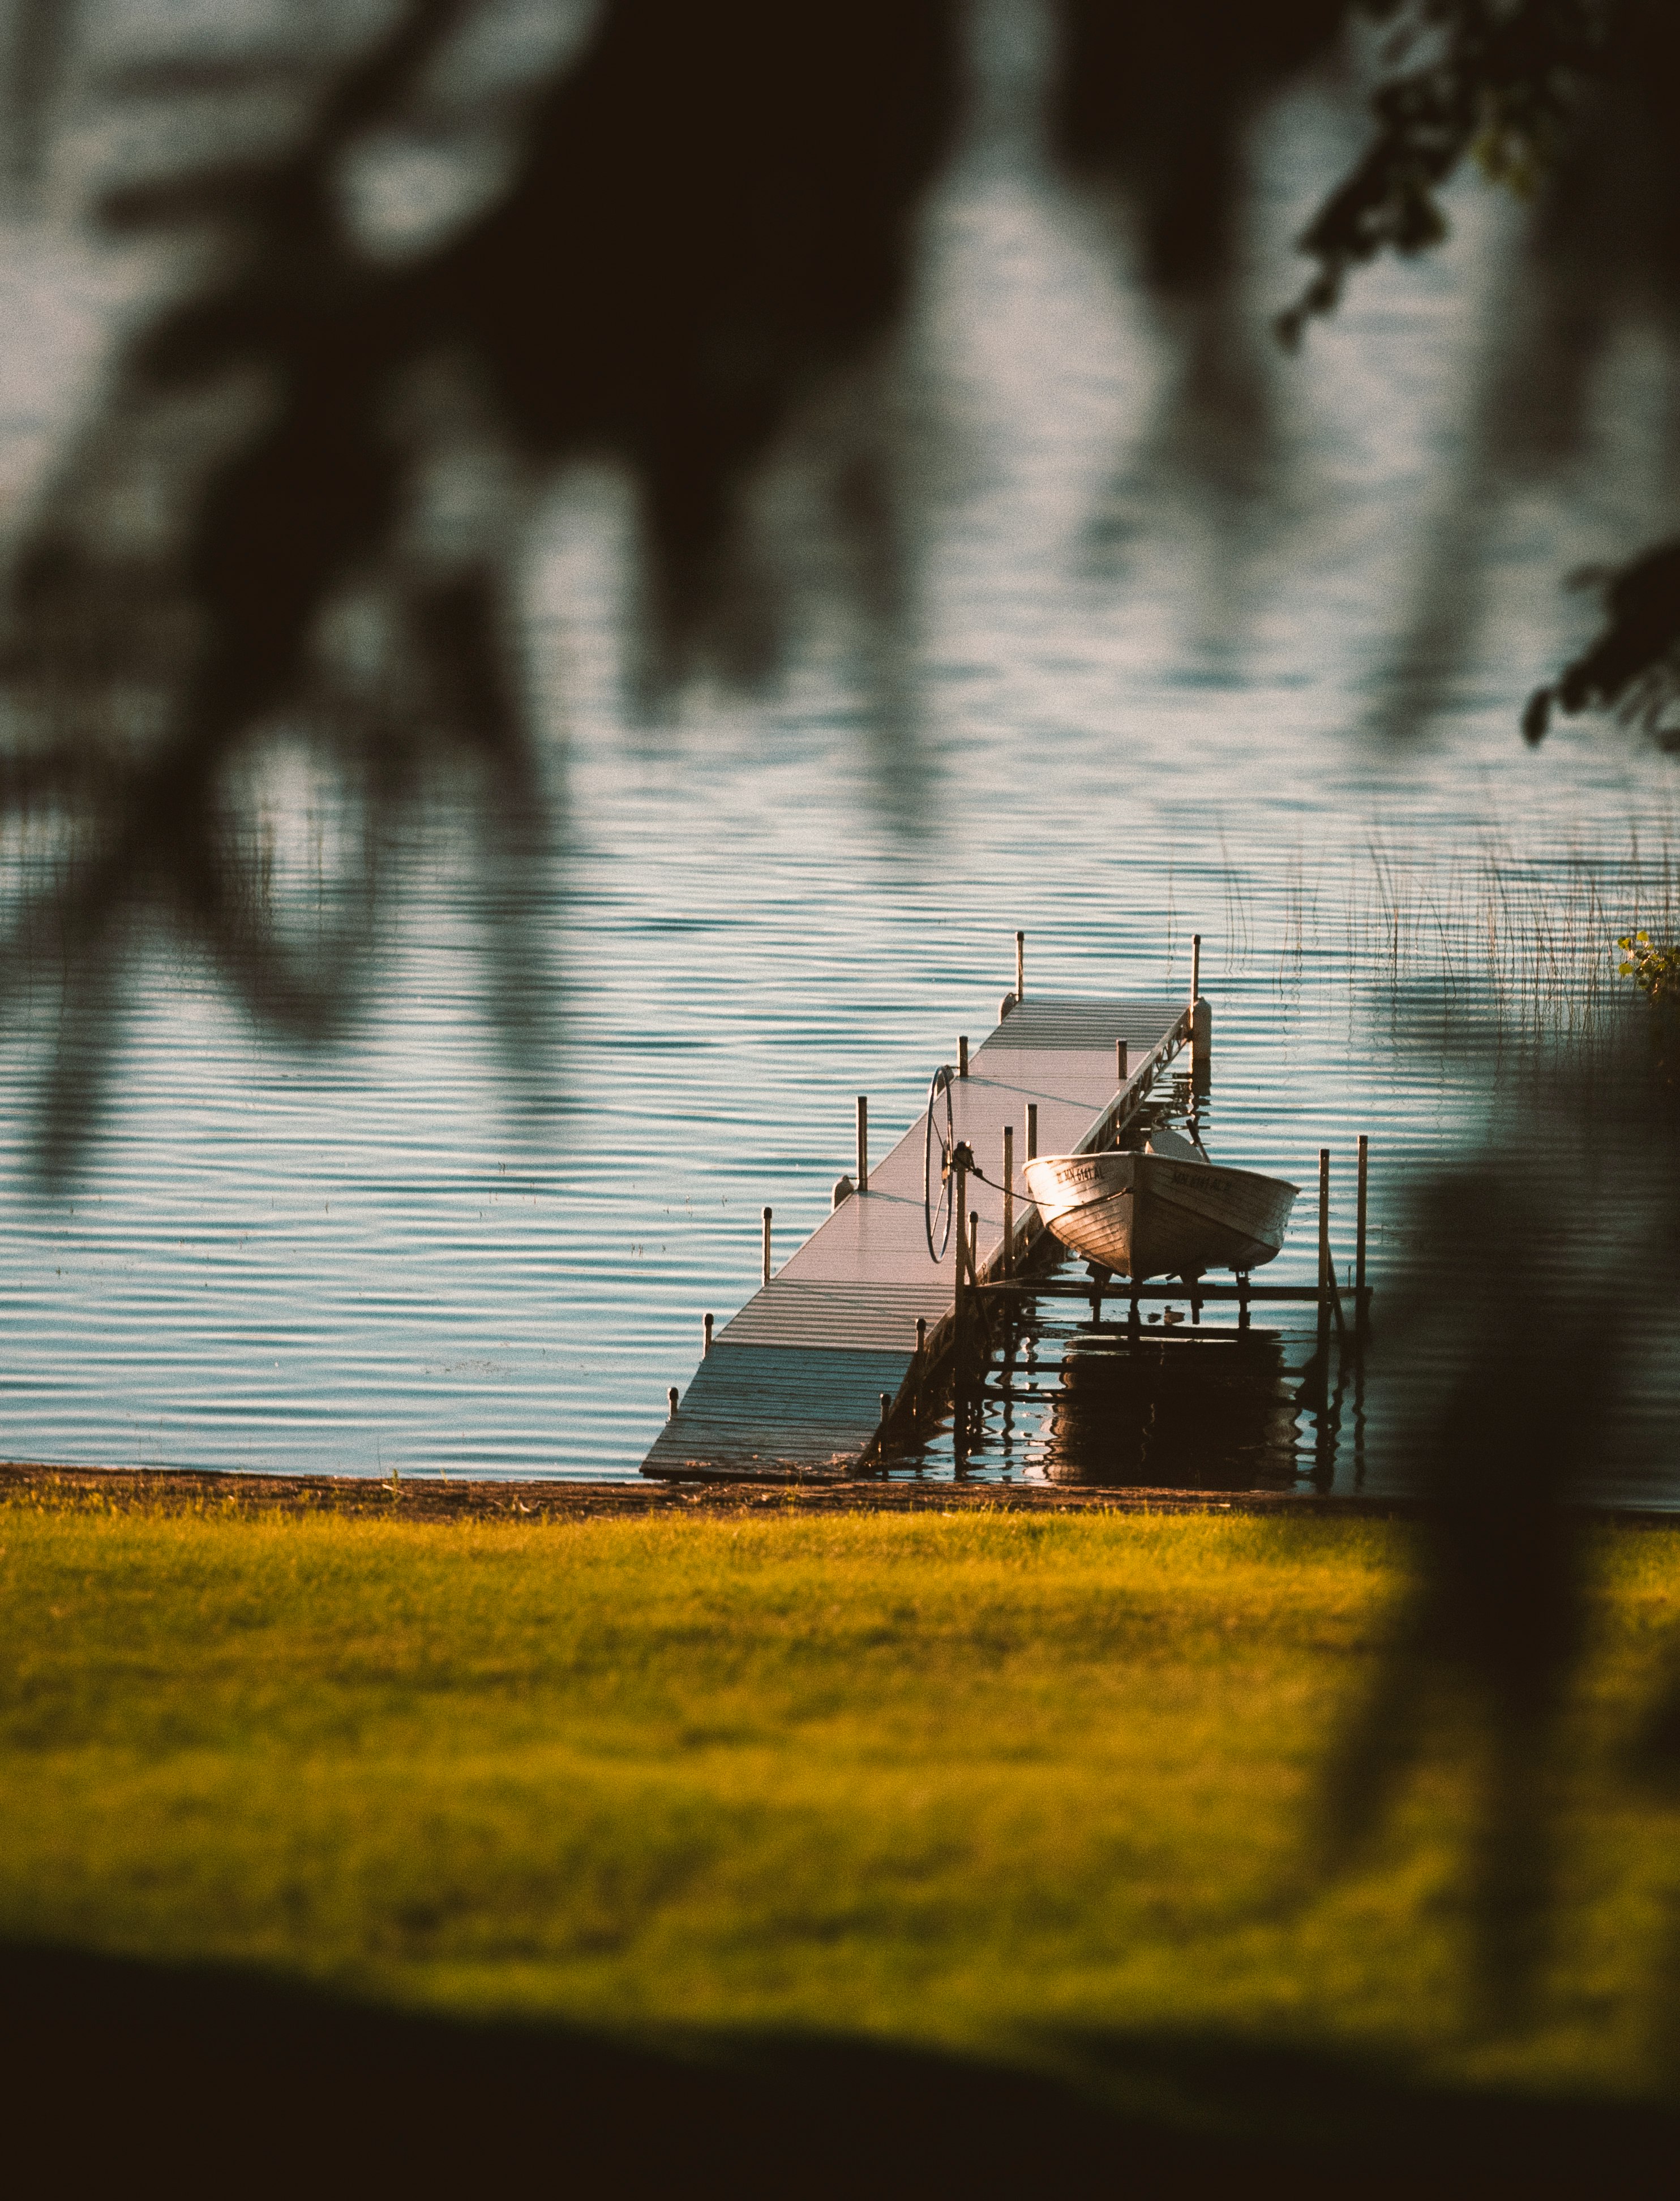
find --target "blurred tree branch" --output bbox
[1278,1,1617,347]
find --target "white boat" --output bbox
[1021,1126,1298,1281]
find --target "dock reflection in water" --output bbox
[1036,1328,1300,1493]
[919,1227,1367,1493]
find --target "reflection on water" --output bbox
[1027,1325,1299,1491]
[2,6,1680,1495]
[899,1216,1369,1494]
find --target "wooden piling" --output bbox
[702,1312,713,1356]
[1027,1102,1037,1161]
[1015,930,1025,1001]
[1316,1149,1331,1357]
[1002,1125,1014,1276]
[952,1151,967,1331]
[667,1385,679,1420]
[1190,933,1210,1088]
[856,1094,868,1192]
[958,1035,969,1079]
[1356,1133,1370,1341]
[762,1205,773,1287]
[1117,1038,1128,1082]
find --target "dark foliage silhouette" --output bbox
[0,0,961,1174]
[1524,542,1680,744]
[1317,1024,1680,2027]
[1053,1,1346,295]
[1274,2,1680,740]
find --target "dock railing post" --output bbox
[1316,1149,1331,1363]
[667,1385,679,1421]
[1015,930,1025,1003]
[958,1035,969,1079]
[762,1205,772,1287]
[702,1312,713,1356]
[1356,1133,1369,1339]
[1190,932,1211,1094]
[1027,1103,1037,1161]
[856,1095,868,1192]
[953,1150,967,1334]
[1002,1125,1014,1277]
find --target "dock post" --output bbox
[762,1206,773,1287]
[856,1095,869,1192]
[958,1034,969,1079]
[1356,1133,1369,1338]
[1015,930,1025,1002]
[1027,1103,1037,1161]
[702,1312,713,1357]
[1190,933,1211,1093]
[915,1316,927,1358]
[1117,1038,1129,1084]
[667,1385,679,1420]
[953,1151,967,1334]
[1316,1150,1331,1361]
[1002,1125,1014,1275]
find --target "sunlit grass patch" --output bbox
[2,1499,1676,2100]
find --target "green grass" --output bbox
[3,1497,1678,2100]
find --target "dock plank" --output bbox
[641,994,1192,1480]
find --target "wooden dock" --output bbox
[641,991,1197,1481]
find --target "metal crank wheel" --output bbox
[923,1063,955,1261]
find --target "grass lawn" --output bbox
[4,1490,1679,2109]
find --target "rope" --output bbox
[961,1159,1055,1206]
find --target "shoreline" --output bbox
[4,1459,1676,1526]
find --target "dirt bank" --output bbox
[0,1458,1421,1522]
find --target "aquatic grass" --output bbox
[1206,827,1680,1049]
[2,1500,1678,2100]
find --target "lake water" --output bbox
[3,16,1678,1500]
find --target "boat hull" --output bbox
[1022,1149,1298,1280]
